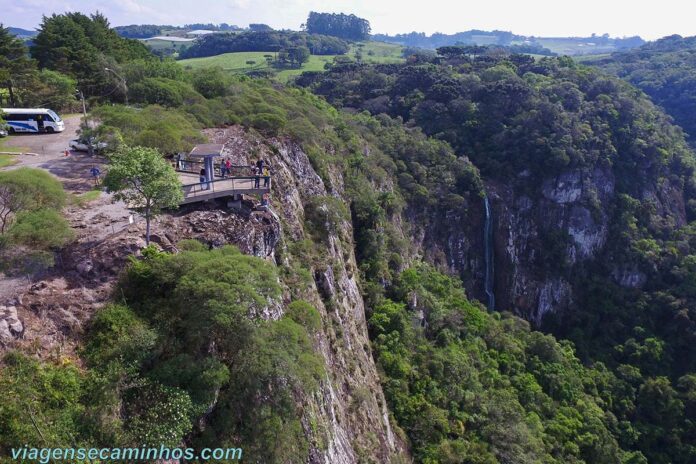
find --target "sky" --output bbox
[2,0,695,40]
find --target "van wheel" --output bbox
[45,127,55,134]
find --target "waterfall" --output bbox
[483,195,495,311]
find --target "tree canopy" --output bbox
[30,12,151,100]
[103,146,182,244]
[304,12,371,41]
[179,30,349,59]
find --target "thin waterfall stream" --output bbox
[483,195,495,311]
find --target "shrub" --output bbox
[191,67,229,98]
[249,112,287,132]
[304,195,350,243]
[129,77,201,107]
[286,300,322,333]
[0,168,66,232]
[7,209,74,249]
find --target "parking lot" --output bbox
[1,115,104,192]
[3,114,81,158]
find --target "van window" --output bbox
[47,110,61,122]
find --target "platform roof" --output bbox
[189,144,224,158]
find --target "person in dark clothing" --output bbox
[256,159,264,173]
[90,165,101,186]
[200,168,208,190]
[254,168,261,188]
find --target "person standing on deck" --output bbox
[200,168,207,190]
[263,166,270,187]
[219,158,226,178]
[176,153,183,170]
[225,158,232,177]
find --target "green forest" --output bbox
[1,10,696,464]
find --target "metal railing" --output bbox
[181,175,272,202]
[174,159,265,178]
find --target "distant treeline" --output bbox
[179,31,349,59]
[114,23,242,38]
[303,12,370,41]
[432,43,555,57]
[372,30,525,48]
[373,29,644,51]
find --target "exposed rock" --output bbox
[0,320,12,343]
[75,259,94,276]
[542,171,582,203]
[567,206,607,259]
[536,279,572,325]
[0,305,23,342]
[315,266,336,301]
[612,266,648,288]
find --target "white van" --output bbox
[1,108,65,134]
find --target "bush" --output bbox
[304,195,350,243]
[92,105,204,154]
[0,168,66,217]
[249,112,287,132]
[191,67,229,98]
[286,300,322,333]
[129,77,201,107]
[7,209,74,248]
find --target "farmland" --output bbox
[178,41,403,81]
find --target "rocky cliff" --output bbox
[416,157,688,326]
[0,125,406,463]
[202,125,406,462]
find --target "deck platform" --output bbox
[179,175,271,204]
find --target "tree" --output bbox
[103,146,182,245]
[30,13,151,100]
[304,12,371,40]
[26,69,78,111]
[288,46,310,67]
[0,24,38,106]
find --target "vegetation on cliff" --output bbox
[588,35,696,146]
[2,14,696,463]
[298,50,696,463]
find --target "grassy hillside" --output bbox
[141,37,196,56]
[178,41,403,82]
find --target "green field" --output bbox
[532,38,623,56]
[141,37,195,57]
[178,41,404,82]
[573,53,612,63]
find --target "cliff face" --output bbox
[203,126,406,463]
[421,159,688,325]
[0,125,405,463]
